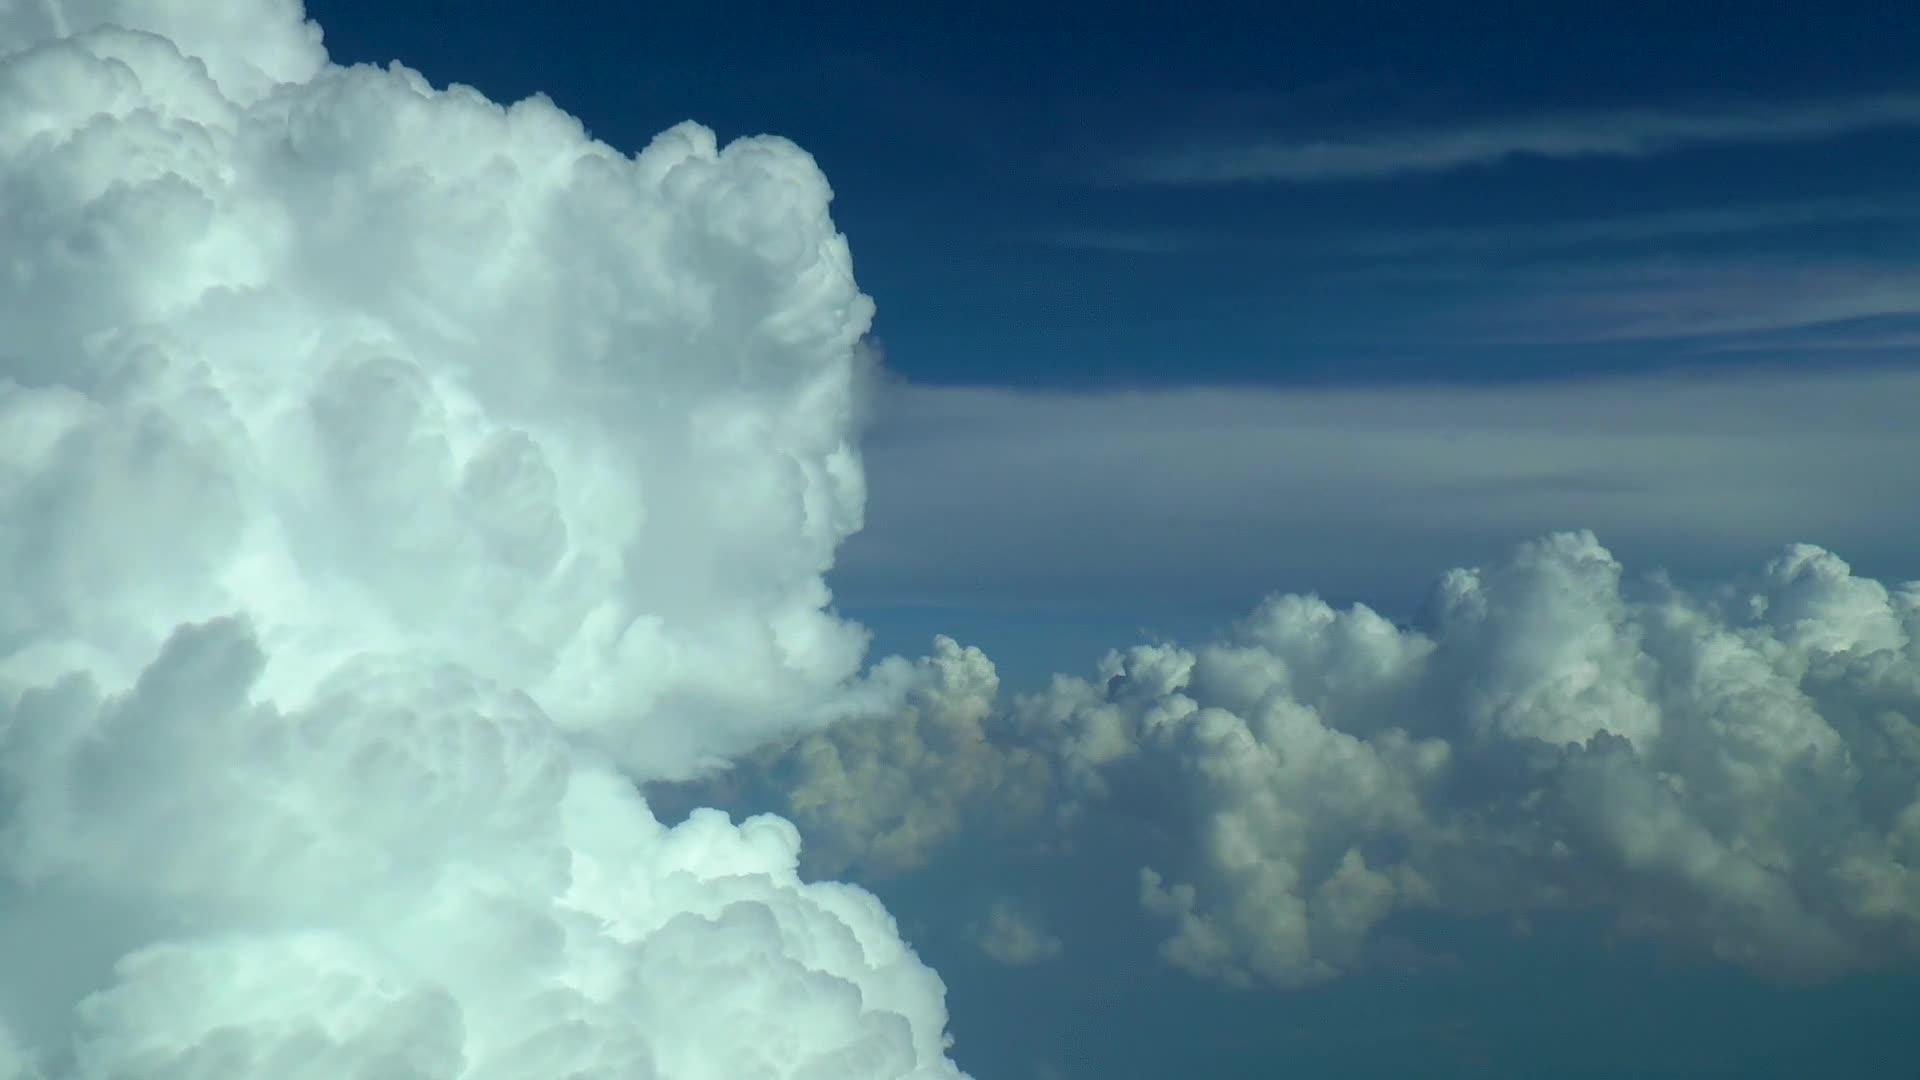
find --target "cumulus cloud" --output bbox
[1070,535,1920,985]
[757,535,1920,989]
[690,638,1049,877]
[973,902,1063,967]
[0,3,964,1076]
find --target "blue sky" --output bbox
[296,4,1920,1076]
[307,1,1920,692]
[307,1,1920,385]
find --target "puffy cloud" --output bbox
[0,3,892,778]
[740,534,1920,989]
[1032,628,1447,988]
[0,1023,41,1080]
[0,4,963,1077]
[1075,534,1920,986]
[689,637,1049,878]
[973,902,1063,967]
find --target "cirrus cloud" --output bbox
[1110,93,1920,185]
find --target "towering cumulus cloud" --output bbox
[0,2,963,1077]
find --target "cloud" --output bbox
[1454,258,1920,344]
[0,4,965,1077]
[833,371,1920,618]
[1335,196,1920,259]
[1100,535,1920,984]
[973,902,1063,967]
[1110,93,1920,185]
[750,536,1920,988]
[680,638,1049,878]
[1704,327,1920,356]
[0,1024,39,1080]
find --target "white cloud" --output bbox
[717,638,1049,877]
[834,371,1920,617]
[0,1023,41,1080]
[1113,93,1920,185]
[1454,258,1920,344]
[1042,535,1920,986]
[1705,328,1920,355]
[1335,195,1920,259]
[0,4,964,1077]
[756,535,1920,989]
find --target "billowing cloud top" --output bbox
[1,0,893,779]
[0,3,965,1077]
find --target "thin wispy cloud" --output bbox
[1458,258,1920,343]
[835,368,1920,616]
[1112,92,1920,185]
[1703,328,1920,354]
[1337,195,1920,258]
[1016,193,1920,269]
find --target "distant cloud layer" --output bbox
[1113,93,1920,184]
[726,534,1920,987]
[0,3,963,1077]
[836,372,1920,616]
[1460,259,1920,344]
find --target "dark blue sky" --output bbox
[309,0,1920,389]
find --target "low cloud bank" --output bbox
[733,533,1920,987]
[835,374,1920,617]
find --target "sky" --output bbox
[2,2,1918,1079]
[302,0,1920,379]
[301,0,1920,685]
